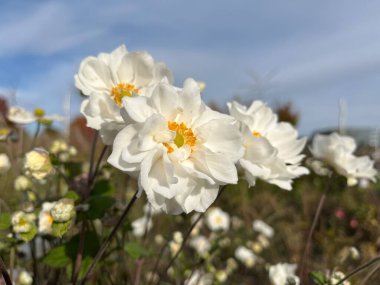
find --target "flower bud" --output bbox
[24,148,53,180]
[14,176,33,191]
[51,199,75,223]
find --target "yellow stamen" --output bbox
[111,83,139,106]
[253,131,262,137]
[47,214,53,225]
[165,122,196,153]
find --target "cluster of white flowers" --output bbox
[131,203,160,237]
[6,106,63,125]
[74,44,313,215]
[50,140,77,162]
[234,246,257,268]
[75,44,379,216]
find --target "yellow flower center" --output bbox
[18,218,28,227]
[164,122,197,153]
[253,131,262,137]
[47,214,53,225]
[111,83,139,106]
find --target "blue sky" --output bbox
[1,0,380,135]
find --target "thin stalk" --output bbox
[148,241,169,285]
[79,189,139,285]
[89,145,108,185]
[299,175,332,283]
[360,262,380,285]
[334,255,380,285]
[86,131,98,188]
[0,255,12,285]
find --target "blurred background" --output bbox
[1,0,380,138]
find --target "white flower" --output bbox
[24,148,54,180]
[50,140,69,154]
[38,202,55,234]
[310,133,377,184]
[12,212,36,234]
[269,263,300,285]
[252,220,274,238]
[75,44,173,145]
[330,271,350,285]
[185,270,213,285]
[190,235,211,256]
[0,153,10,174]
[173,231,183,244]
[131,216,152,237]
[215,270,227,283]
[206,207,230,232]
[7,106,36,124]
[50,199,75,223]
[235,246,256,268]
[14,176,33,191]
[108,79,243,214]
[228,100,309,190]
[17,270,33,285]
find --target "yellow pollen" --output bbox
[253,131,262,137]
[18,218,28,226]
[165,122,197,153]
[111,83,139,106]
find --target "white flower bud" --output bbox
[50,199,75,223]
[0,153,10,174]
[24,148,53,180]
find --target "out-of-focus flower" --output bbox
[330,271,350,285]
[50,199,75,223]
[0,153,10,174]
[335,208,346,220]
[350,218,359,229]
[235,246,256,268]
[228,100,309,190]
[75,44,173,145]
[24,148,53,180]
[257,234,270,248]
[206,207,230,232]
[358,178,369,189]
[173,231,183,244]
[108,79,243,214]
[14,176,33,191]
[253,220,274,238]
[7,106,36,124]
[190,235,211,257]
[184,270,213,285]
[38,202,55,234]
[16,270,33,285]
[310,133,377,185]
[12,212,36,234]
[154,234,165,245]
[50,140,69,154]
[131,216,152,237]
[269,263,300,285]
[226,258,238,274]
[215,270,227,283]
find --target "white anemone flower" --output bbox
[269,263,300,285]
[228,100,309,190]
[131,216,152,237]
[38,202,55,234]
[205,207,230,232]
[7,106,36,124]
[252,219,274,239]
[108,79,243,214]
[310,132,377,185]
[75,44,173,145]
[235,246,257,268]
[189,235,211,257]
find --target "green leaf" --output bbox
[52,221,72,238]
[86,196,115,220]
[0,213,11,230]
[91,180,114,197]
[124,242,152,259]
[309,271,329,285]
[64,162,83,178]
[19,225,37,242]
[42,245,71,268]
[64,191,80,202]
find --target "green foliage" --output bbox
[0,213,11,230]
[65,191,80,202]
[309,271,329,285]
[124,242,152,259]
[18,225,37,242]
[52,220,72,238]
[63,162,83,178]
[86,180,115,220]
[43,245,71,268]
